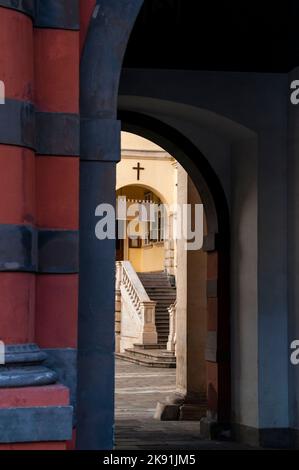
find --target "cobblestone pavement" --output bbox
[114,359,254,450]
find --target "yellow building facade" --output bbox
[117,132,179,273]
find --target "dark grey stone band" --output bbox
[0,1,79,30]
[36,112,79,156]
[38,229,79,273]
[0,99,35,149]
[0,343,57,389]
[0,100,79,156]
[0,0,34,17]
[0,224,37,272]
[0,225,78,273]
[5,343,47,364]
[35,0,79,30]
[44,348,77,424]
[0,406,73,443]
[81,118,121,161]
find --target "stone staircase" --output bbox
[138,272,176,348]
[116,271,177,368]
[117,344,176,368]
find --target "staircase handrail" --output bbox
[116,261,156,323]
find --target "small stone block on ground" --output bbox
[154,402,180,421]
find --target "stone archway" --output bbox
[119,111,231,428]
[78,0,145,450]
[79,0,230,449]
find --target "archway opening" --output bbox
[114,120,230,449]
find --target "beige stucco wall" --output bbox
[117,132,177,206]
[128,245,165,272]
[117,132,179,273]
[176,164,207,400]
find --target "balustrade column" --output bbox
[0,2,73,449]
[115,262,122,353]
[140,301,158,344]
[167,302,177,352]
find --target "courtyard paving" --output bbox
[114,359,255,450]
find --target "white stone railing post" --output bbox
[167,301,177,352]
[115,260,122,290]
[115,261,122,353]
[116,261,158,347]
[139,301,158,344]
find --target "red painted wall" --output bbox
[34,22,80,349]
[0,1,96,450]
[0,7,35,345]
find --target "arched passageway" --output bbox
[78,0,293,450]
[119,112,231,427]
[0,0,296,452]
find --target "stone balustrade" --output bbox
[115,261,158,351]
[167,301,177,352]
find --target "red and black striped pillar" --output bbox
[33,0,80,447]
[0,1,75,449]
[0,3,35,350]
[34,0,80,378]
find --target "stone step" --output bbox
[156,302,172,313]
[147,285,175,292]
[140,284,171,288]
[144,282,174,284]
[155,305,175,309]
[145,287,175,291]
[115,351,176,368]
[133,343,165,350]
[125,348,175,363]
[153,304,176,307]
[138,273,167,277]
[148,296,175,299]
[139,276,170,280]
[148,298,176,301]
[147,291,176,295]
[147,291,176,296]
[136,271,177,351]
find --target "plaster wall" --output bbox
[119,67,289,430]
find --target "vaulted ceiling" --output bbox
[123,0,299,72]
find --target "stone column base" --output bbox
[0,385,73,449]
[154,392,207,422]
[200,416,231,440]
[0,345,73,449]
[231,423,299,449]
